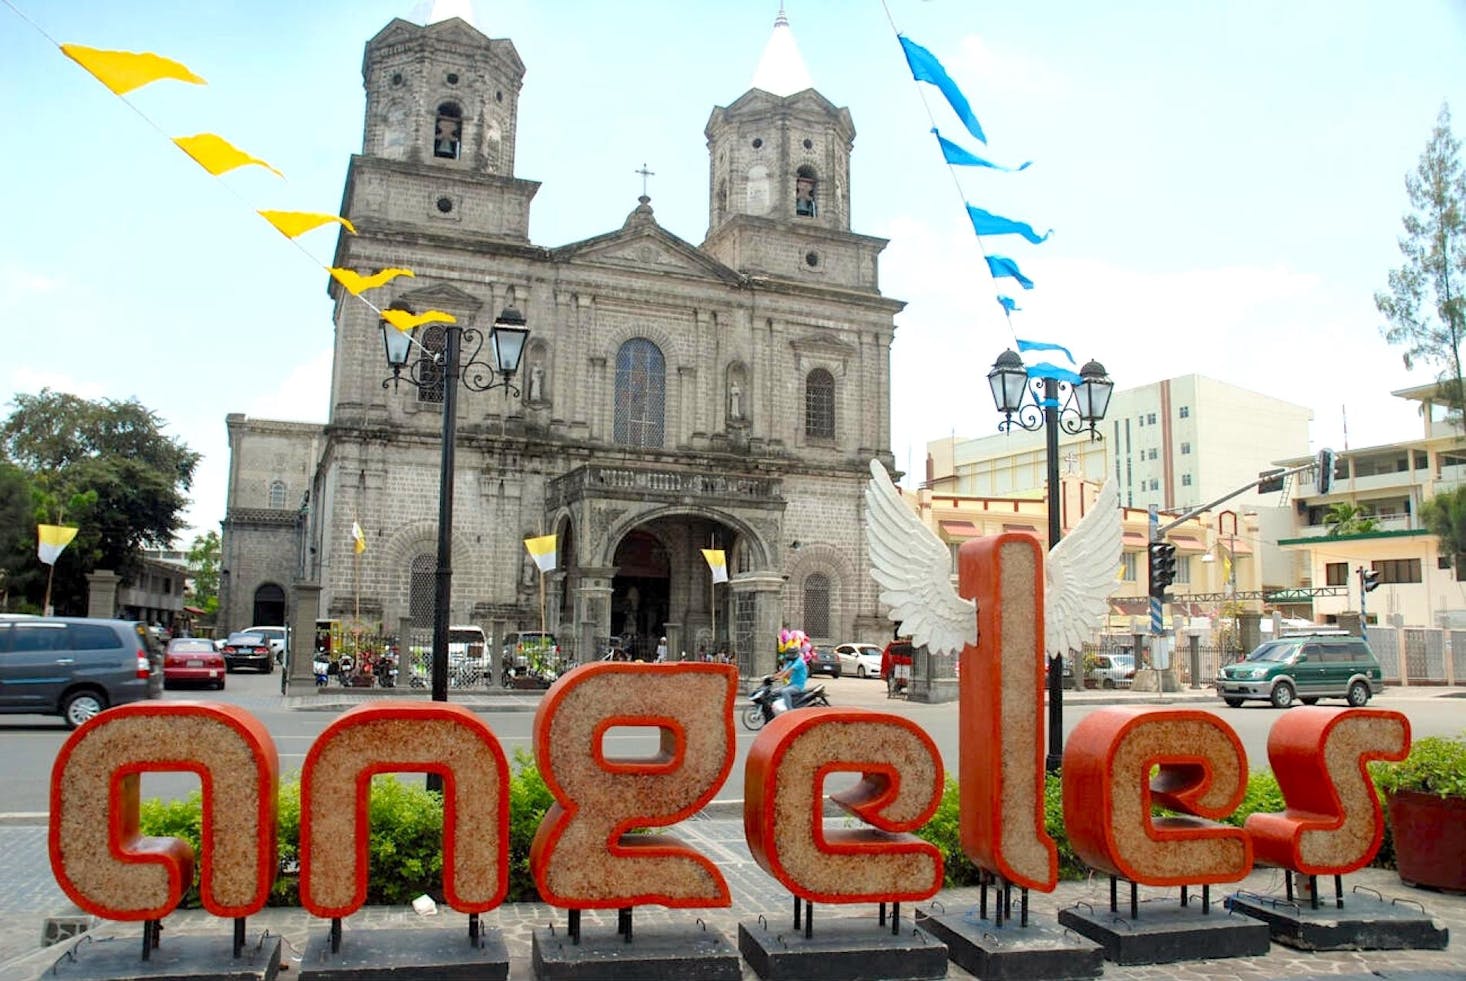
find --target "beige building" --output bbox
[220,12,902,669]
[1276,383,1466,628]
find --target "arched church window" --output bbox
[434,102,463,159]
[805,368,835,440]
[613,338,665,448]
[408,554,435,627]
[803,573,831,638]
[795,165,818,217]
[417,324,446,404]
[746,165,770,215]
[268,480,287,509]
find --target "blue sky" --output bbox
[2,0,1463,544]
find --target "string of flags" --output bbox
[44,36,452,355]
[894,15,1074,360]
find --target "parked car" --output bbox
[832,642,883,679]
[221,631,273,674]
[807,647,842,679]
[245,625,288,665]
[163,637,227,690]
[1088,653,1135,689]
[448,625,489,685]
[0,617,163,728]
[1216,631,1383,709]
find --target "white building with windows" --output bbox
[219,11,901,669]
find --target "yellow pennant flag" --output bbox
[1221,546,1233,584]
[173,133,283,177]
[60,44,205,95]
[524,534,557,573]
[258,210,356,239]
[329,266,415,296]
[351,521,367,555]
[702,548,729,584]
[381,308,456,332]
[37,525,80,566]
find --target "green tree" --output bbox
[1323,501,1381,537]
[1,390,199,614]
[1420,484,1466,572]
[186,530,221,618]
[1377,103,1466,419]
[0,459,41,613]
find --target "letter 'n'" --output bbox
[300,702,509,917]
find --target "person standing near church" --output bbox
[655,636,669,662]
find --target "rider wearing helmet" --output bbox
[774,643,808,713]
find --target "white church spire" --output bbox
[410,0,478,27]
[750,4,813,97]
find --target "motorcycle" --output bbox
[741,675,830,731]
[313,656,330,688]
[374,649,398,688]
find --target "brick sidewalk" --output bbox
[4,817,1461,980]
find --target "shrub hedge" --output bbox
[138,759,1394,906]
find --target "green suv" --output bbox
[1216,632,1383,709]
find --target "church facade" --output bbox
[219,13,903,674]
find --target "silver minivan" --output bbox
[0,617,164,727]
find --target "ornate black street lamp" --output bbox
[987,349,1113,771]
[381,307,530,710]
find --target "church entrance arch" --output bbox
[611,531,668,660]
[252,583,286,627]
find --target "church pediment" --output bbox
[394,281,484,313]
[714,87,849,127]
[554,225,741,284]
[368,17,489,50]
[790,331,857,361]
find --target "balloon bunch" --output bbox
[777,628,813,662]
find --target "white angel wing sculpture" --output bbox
[863,459,1123,660]
[1044,478,1123,659]
[863,459,976,656]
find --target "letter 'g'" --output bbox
[1064,708,1252,885]
[745,708,944,903]
[531,662,738,908]
[50,702,279,920]
[301,702,509,917]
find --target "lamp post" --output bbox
[381,307,529,721]
[987,349,1113,772]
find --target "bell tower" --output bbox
[702,9,882,292]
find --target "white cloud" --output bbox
[6,368,106,401]
[245,348,332,423]
[0,266,62,295]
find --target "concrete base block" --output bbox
[1057,900,1271,965]
[916,907,1104,979]
[738,915,948,980]
[531,923,740,980]
[1227,890,1450,951]
[45,931,280,980]
[298,925,507,979]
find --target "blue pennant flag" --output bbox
[1016,338,1075,364]
[1017,338,1081,385]
[934,130,1030,172]
[997,295,1021,315]
[967,205,1051,244]
[985,254,1034,290]
[899,36,986,144]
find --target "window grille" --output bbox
[614,338,665,447]
[805,369,835,439]
[409,554,436,626]
[803,573,831,638]
[417,325,445,403]
[269,480,287,508]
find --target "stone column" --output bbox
[731,572,785,682]
[663,621,683,660]
[576,567,615,665]
[86,570,121,619]
[287,581,322,695]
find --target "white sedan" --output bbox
[832,642,884,679]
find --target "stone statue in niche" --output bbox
[529,363,545,403]
[728,381,742,421]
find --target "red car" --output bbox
[164,638,227,690]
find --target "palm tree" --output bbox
[1323,502,1380,537]
[1420,485,1466,572]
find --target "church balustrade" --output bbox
[545,464,782,509]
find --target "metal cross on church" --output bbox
[635,163,655,197]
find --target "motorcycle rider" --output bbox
[773,645,808,713]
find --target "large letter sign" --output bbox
[957,533,1057,891]
[531,661,738,908]
[300,701,510,917]
[1245,707,1409,875]
[745,708,944,902]
[1064,708,1252,885]
[50,702,279,920]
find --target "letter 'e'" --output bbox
[50,702,279,920]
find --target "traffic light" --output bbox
[1148,542,1177,598]
[1361,567,1381,593]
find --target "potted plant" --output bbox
[1371,733,1466,892]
